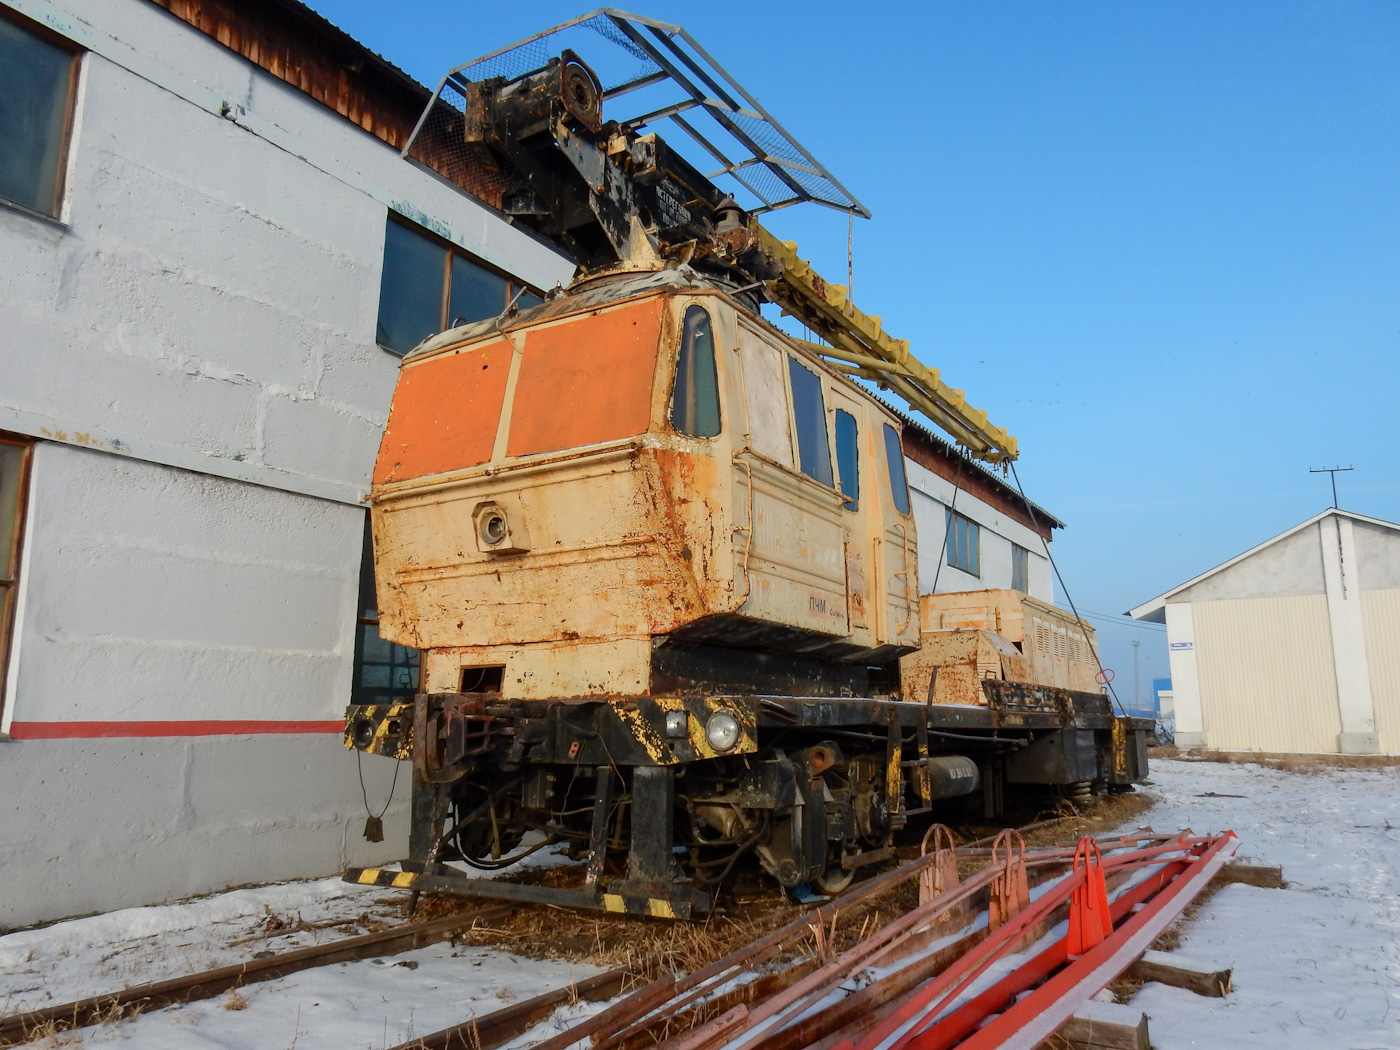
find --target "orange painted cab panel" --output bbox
[373,339,514,485]
[506,299,664,458]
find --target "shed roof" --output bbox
[1128,508,1400,623]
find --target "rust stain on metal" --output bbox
[902,590,1104,706]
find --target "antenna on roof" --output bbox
[1309,465,1353,509]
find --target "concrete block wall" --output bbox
[0,0,571,926]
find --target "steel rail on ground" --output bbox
[0,904,514,1047]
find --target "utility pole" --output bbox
[1132,638,1141,713]
[1310,465,1353,509]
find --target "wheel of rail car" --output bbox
[815,852,856,895]
[450,786,525,863]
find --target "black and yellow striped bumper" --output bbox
[344,702,412,759]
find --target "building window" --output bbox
[834,409,859,511]
[0,11,78,218]
[788,357,833,486]
[946,509,980,576]
[0,436,32,718]
[1011,543,1030,592]
[882,423,911,515]
[351,517,419,704]
[375,214,543,355]
[670,306,721,437]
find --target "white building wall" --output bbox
[2,0,571,503]
[1152,511,1400,755]
[6,443,359,729]
[0,0,572,925]
[1164,602,1204,748]
[904,457,1054,602]
[1322,516,1378,753]
[1192,594,1342,755]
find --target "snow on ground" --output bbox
[56,942,598,1050]
[1,758,1398,1047]
[1120,758,1400,1049]
[0,877,405,1016]
[0,837,601,1049]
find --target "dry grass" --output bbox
[92,998,144,1026]
[414,792,1158,991]
[224,989,249,1011]
[452,901,804,985]
[16,1019,84,1047]
[926,789,1158,873]
[1152,745,1400,772]
[1019,791,1157,848]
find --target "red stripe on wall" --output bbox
[7,720,345,739]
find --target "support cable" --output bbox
[1007,461,1128,719]
[847,208,855,298]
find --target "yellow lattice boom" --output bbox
[753,222,1018,464]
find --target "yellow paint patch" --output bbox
[602,894,626,913]
[614,707,675,765]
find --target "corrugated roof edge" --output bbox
[877,396,1066,532]
[1128,506,1400,621]
[261,0,432,96]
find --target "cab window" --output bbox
[670,306,721,437]
[788,358,833,486]
[882,423,911,515]
[834,409,859,511]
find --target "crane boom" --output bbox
[455,51,1017,463]
[752,225,1017,463]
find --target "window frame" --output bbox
[1011,542,1030,592]
[833,408,860,511]
[0,435,34,721]
[669,303,722,438]
[786,355,835,488]
[882,423,912,516]
[0,6,81,222]
[376,213,543,357]
[350,515,420,705]
[945,509,981,577]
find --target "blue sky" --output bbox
[308,0,1400,702]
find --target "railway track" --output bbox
[384,830,1261,1050]
[0,902,513,1046]
[1,814,1268,1049]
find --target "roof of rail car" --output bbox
[404,267,719,363]
[399,265,903,428]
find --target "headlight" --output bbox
[352,718,376,749]
[478,510,508,546]
[705,711,741,753]
[664,710,688,739]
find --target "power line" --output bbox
[1008,462,1127,718]
[1071,609,1167,632]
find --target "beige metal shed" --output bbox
[1130,509,1400,755]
